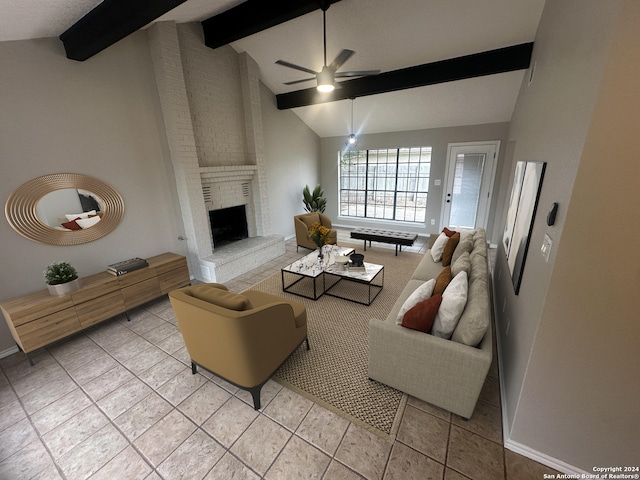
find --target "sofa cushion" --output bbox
[395,278,435,325]
[473,236,487,255]
[451,251,471,278]
[411,254,443,282]
[430,232,449,262]
[443,227,457,237]
[432,271,468,339]
[401,294,442,333]
[442,232,460,266]
[190,285,252,311]
[469,254,488,284]
[457,228,477,240]
[451,234,474,266]
[451,278,490,347]
[433,267,452,296]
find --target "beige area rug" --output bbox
[248,243,423,439]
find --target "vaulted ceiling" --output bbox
[0,0,545,137]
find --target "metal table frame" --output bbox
[323,263,384,306]
[281,246,355,301]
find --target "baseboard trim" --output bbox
[0,345,19,359]
[491,280,587,476]
[504,437,590,476]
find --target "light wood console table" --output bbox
[0,252,190,365]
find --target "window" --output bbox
[339,147,431,223]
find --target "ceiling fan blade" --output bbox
[283,77,317,85]
[275,60,318,76]
[335,70,381,78]
[329,49,355,71]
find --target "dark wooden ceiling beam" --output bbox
[202,0,341,49]
[60,0,189,61]
[276,42,534,109]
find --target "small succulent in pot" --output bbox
[43,261,78,285]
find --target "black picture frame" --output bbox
[502,161,546,294]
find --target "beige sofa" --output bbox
[368,229,492,419]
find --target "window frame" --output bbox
[338,146,431,224]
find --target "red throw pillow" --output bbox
[442,232,461,266]
[61,218,82,230]
[402,294,443,333]
[443,227,456,237]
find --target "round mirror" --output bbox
[36,188,105,230]
[5,173,124,245]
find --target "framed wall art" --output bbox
[502,161,546,294]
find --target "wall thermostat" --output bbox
[547,202,558,226]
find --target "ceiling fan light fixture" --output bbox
[316,67,335,92]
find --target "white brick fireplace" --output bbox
[148,22,284,283]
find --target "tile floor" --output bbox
[0,229,560,479]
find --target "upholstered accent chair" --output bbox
[169,283,309,409]
[294,212,338,251]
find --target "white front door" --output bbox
[441,141,499,230]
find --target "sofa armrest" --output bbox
[369,317,492,418]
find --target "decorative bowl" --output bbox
[334,255,349,270]
[350,253,365,267]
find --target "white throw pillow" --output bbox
[65,210,96,221]
[76,216,101,229]
[395,279,436,325]
[432,271,468,339]
[430,233,449,262]
[456,228,476,240]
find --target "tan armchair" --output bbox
[168,283,309,410]
[294,212,338,251]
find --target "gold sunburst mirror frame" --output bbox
[5,173,125,246]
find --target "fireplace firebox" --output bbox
[209,205,248,248]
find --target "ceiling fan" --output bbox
[275,2,380,93]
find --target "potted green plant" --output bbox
[43,261,82,296]
[302,184,327,213]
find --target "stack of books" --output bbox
[107,257,149,276]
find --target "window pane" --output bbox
[338,147,431,223]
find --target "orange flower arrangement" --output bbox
[308,221,331,248]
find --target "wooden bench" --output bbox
[350,228,418,256]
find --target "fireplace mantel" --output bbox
[200,165,257,183]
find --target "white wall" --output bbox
[261,83,320,237]
[320,123,509,242]
[0,33,186,352]
[494,0,640,470]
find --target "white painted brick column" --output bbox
[147,22,213,269]
[239,52,271,237]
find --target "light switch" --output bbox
[541,234,553,262]
[434,179,441,186]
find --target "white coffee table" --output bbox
[324,262,384,306]
[281,245,355,300]
[281,245,384,305]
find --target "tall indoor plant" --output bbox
[302,184,327,213]
[43,261,82,296]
